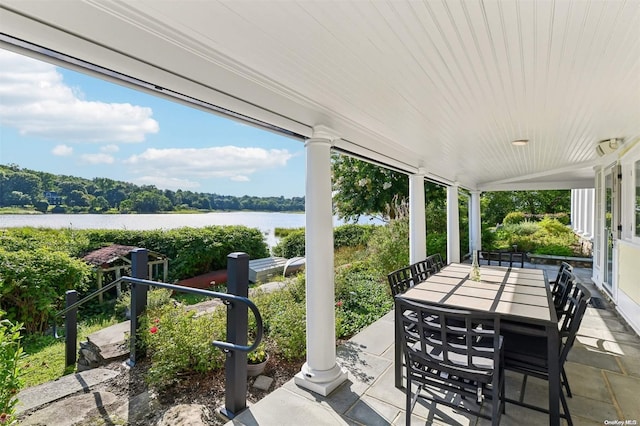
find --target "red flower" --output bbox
[149,326,159,334]
[153,318,160,324]
[0,413,8,424]
[336,301,343,307]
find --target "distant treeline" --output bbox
[0,164,305,213]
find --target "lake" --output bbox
[0,212,383,247]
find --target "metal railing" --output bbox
[54,249,262,418]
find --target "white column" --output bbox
[294,126,347,396]
[586,188,595,239]
[409,168,427,263]
[447,184,461,263]
[571,190,577,232]
[576,189,584,234]
[469,191,482,253]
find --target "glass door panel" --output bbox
[604,171,613,293]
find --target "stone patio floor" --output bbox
[227,264,640,426]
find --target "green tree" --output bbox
[0,169,42,205]
[66,189,91,207]
[331,153,409,221]
[130,190,172,213]
[90,196,110,211]
[34,199,49,213]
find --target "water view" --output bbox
[0,212,382,247]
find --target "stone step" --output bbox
[16,368,119,414]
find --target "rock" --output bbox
[253,375,274,391]
[155,404,212,426]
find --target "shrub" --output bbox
[538,217,572,236]
[0,312,24,425]
[366,216,409,275]
[0,247,92,333]
[426,232,447,263]
[252,277,307,361]
[501,220,539,236]
[115,288,173,319]
[533,244,574,256]
[271,229,305,258]
[334,263,392,338]
[333,224,376,249]
[141,303,227,388]
[503,211,526,225]
[81,226,269,281]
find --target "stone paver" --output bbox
[16,368,119,414]
[20,391,117,426]
[605,371,640,421]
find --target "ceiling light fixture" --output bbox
[512,139,529,146]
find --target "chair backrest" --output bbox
[396,298,501,380]
[552,269,575,312]
[387,265,415,296]
[427,253,445,272]
[411,258,434,283]
[558,282,591,365]
[480,251,525,267]
[552,261,573,284]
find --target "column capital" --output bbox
[311,125,341,142]
[415,167,427,176]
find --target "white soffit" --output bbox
[0,0,639,190]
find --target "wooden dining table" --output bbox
[394,262,561,425]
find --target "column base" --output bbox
[294,363,348,396]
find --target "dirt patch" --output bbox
[94,354,304,425]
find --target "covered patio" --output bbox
[229,264,640,425]
[1,1,639,424]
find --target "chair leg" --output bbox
[406,373,412,426]
[560,389,573,426]
[561,367,572,398]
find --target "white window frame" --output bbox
[622,142,640,245]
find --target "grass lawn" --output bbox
[19,316,119,388]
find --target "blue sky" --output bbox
[0,49,306,197]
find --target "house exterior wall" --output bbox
[593,139,640,335]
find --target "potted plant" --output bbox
[247,343,269,376]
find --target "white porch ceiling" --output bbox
[1,0,639,190]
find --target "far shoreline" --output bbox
[0,207,305,215]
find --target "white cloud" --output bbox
[100,144,120,153]
[52,144,73,156]
[0,50,159,143]
[81,153,114,164]
[125,146,293,183]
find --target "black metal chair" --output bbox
[387,265,416,296]
[396,298,505,426]
[502,282,591,426]
[479,251,525,267]
[552,269,576,316]
[550,261,573,286]
[426,253,445,273]
[410,258,435,283]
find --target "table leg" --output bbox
[547,324,560,426]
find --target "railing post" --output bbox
[127,248,149,367]
[221,252,249,419]
[64,290,78,368]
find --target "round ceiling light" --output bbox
[512,139,529,146]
